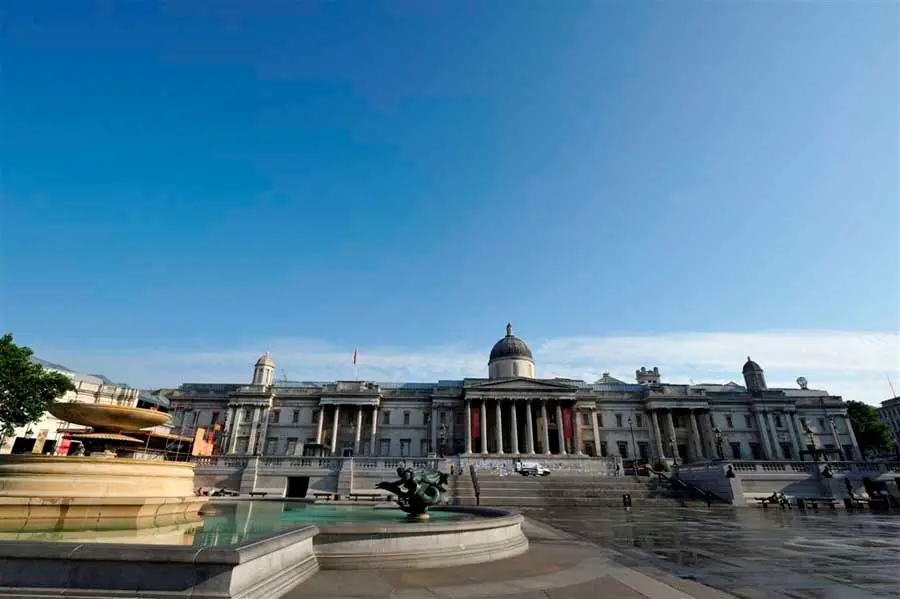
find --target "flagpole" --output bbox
[353,346,359,381]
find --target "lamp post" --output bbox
[804,424,818,464]
[439,424,447,458]
[627,416,638,476]
[713,427,725,460]
[670,434,678,467]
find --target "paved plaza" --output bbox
[288,518,737,599]
[523,505,900,599]
[290,506,900,599]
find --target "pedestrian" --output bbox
[615,463,620,477]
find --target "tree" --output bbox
[845,400,892,457]
[0,334,76,437]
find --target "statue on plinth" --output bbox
[376,466,448,520]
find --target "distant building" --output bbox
[0,358,170,455]
[877,396,900,449]
[169,324,863,463]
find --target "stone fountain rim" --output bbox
[313,505,525,536]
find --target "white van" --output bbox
[514,460,550,477]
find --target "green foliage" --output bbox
[652,460,670,473]
[846,400,892,455]
[0,334,76,436]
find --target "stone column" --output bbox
[354,407,363,455]
[786,412,801,460]
[525,400,535,454]
[369,406,379,456]
[766,412,784,459]
[555,403,567,455]
[690,410,704,460]
[844,415,862,460]
[247,407,262,455]
[315,406,325,445]
[792,413,807,454]
[574,409,584,455]
[465,400,473,454]
[541,402,551,455]
[591,408,601,455]
[754,410,772,459]
[665,410,679,461]
[651,411,665,458]
[430,406,439,455]
[228,407,243,454]
[510,401,520,455]
[330,405,341,455]
[495,400,504,455]
[480,400,488,455]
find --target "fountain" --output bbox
[0,401,207,532]
[375,466,449,521]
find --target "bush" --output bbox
[652,461,670,473]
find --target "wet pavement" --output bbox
[522,505,900,599]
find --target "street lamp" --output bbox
[627,416,638,476]
[713,427,725,460]
[439,424,447,458]
[670,434,678,467]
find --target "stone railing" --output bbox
[698,460,900,477]
[352,458,442,471]
[191,456,251,469]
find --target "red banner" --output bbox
[562,408,573,440]
[471,407,481,439]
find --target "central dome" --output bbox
[489,323,534,362]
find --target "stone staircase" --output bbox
[446,472,682,507]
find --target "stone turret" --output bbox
[742,357,767,393]
[636,366,661,385]
[252,352,276,387]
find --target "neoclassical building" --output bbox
[169,324,862,463]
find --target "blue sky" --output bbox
[2,1,898,401]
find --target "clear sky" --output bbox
[2,1,898,402]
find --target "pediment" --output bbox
[465,377,577,392]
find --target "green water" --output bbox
[1,502,470,546]
[193,501,470,547]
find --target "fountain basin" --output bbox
[312,506,529,570]
[47,402,171,431]
[0,455,206,526]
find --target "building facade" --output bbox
[877,396,900,449]
[169,325,862,463]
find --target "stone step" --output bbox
[448,496,683,507]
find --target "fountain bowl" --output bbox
[47,402,171,432]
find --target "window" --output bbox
[243,408,252,419]
[379,438,391,457]
[744,415,753,428]
[617,441,629,458]
[749,442,763,460]
[264,437,278,454]
[774,414,783,428]
[581,413,590,426]
[311,409,319,424]
[271,410,280,424]
[285,438,298,455]
[424,411,431,425]
[439,411,447,425]
[421,439,431,456]
[597,414,604,428]
[211,411,220,426]
[400,439,411,457]
[292,410,300,424]
[615,414,623,428]
[725,415,734,429]
[672,414,683,428]
[730,442,742,459]
[382,411,391,425]
[635,414,643,428]
[599,441,608,457]
[638,442,649,459]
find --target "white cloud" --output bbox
[33,330,900,406]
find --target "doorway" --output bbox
[285,476,310,498]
